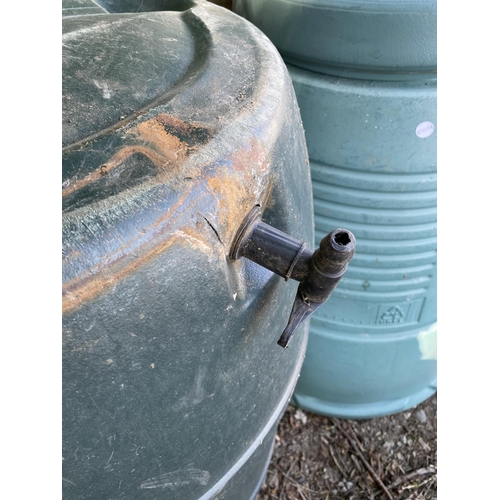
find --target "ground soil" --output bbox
[257,394,437,500]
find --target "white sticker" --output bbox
[415,121,434,138]
[417,323,437,360]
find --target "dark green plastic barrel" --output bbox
[62,1,314,498]
[234,0,437,419]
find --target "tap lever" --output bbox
[230,207,356,348]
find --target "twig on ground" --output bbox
[349,425,367,453]
[349,452,364,474]
[285,457,298,477]
[328,444,349,480]
[296,486,308,500]
[274,464,317,496]
[333,420,394,500]
[386,466,436,490]
[422,474,437,497]
[401,475,435,491]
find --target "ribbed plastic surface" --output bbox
[233,0,436,79]
[234,0,437,419]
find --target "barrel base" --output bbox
[248,443,275,500]
[201,423,276,500]
[291,382,437,420]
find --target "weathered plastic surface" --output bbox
[233,0,437,79]
[62,1,314,498]
[234,0,437,419]
[289,69,437,418]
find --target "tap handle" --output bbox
[230,207,356,348]
[277,228,356,348]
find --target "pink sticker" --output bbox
[416,121,434,139]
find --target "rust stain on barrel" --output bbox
[206,140,271,246]
[63,115,272,314]
[62,114,204,198]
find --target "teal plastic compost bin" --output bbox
[62,1,323,498]
[234,0,437,419]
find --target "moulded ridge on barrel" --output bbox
[233,0,437,79]
[62,1,314,498]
